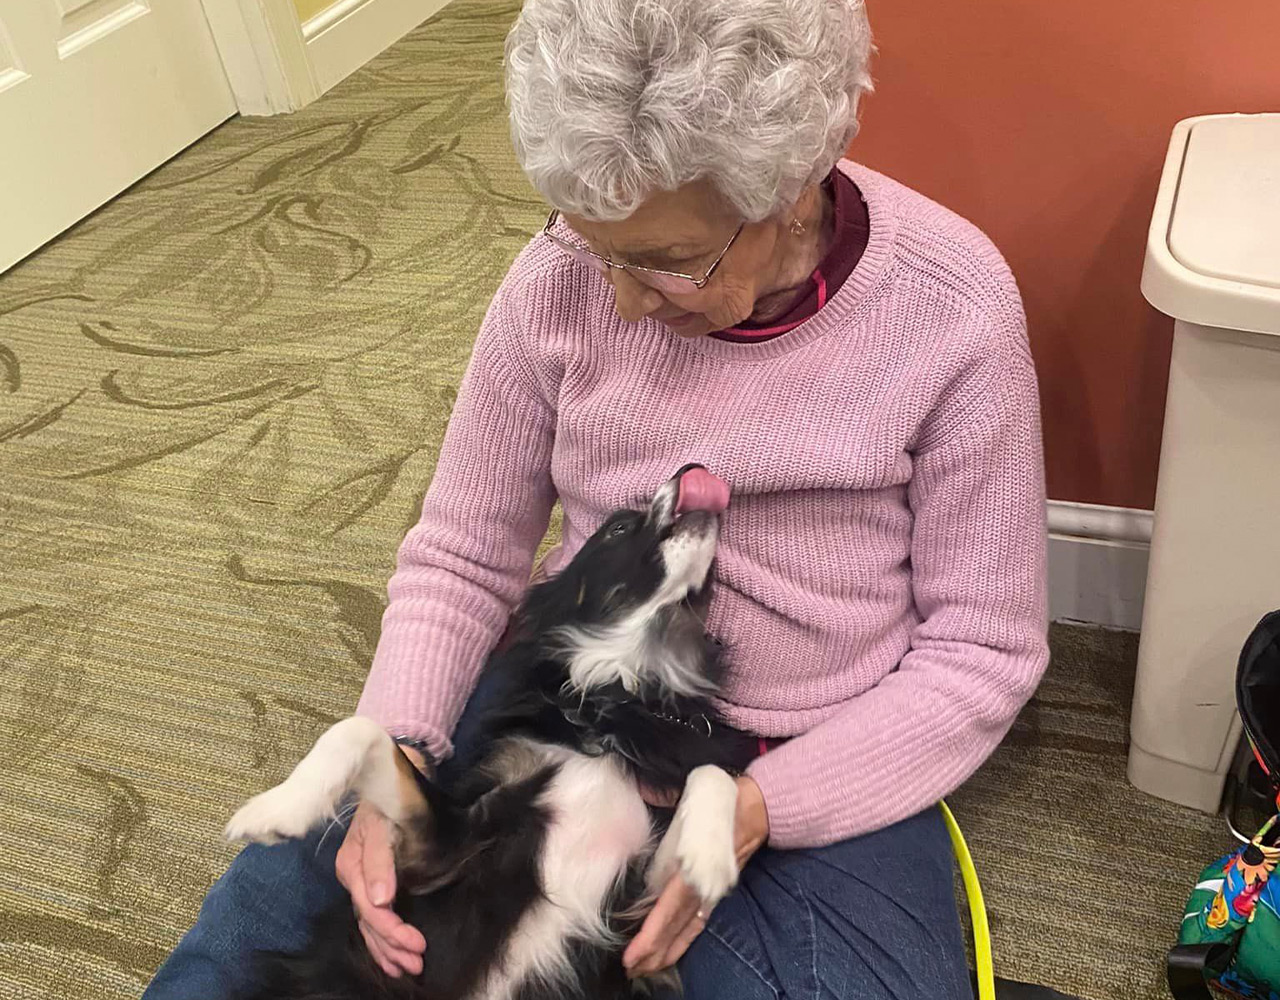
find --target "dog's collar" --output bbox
[558,693,714,739]
[645,707,713,738]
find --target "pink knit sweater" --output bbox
[357,162,1049,848]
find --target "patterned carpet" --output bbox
[0,2,1232,997]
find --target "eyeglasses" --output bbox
[541,210,744,295]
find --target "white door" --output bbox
[0,0,237,272]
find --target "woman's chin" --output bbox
[661,312,714,339]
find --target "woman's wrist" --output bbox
[392,736,432,773]
[733,775,770,866]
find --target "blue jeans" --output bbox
[145,679,970,1000]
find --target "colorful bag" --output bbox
[1169,611,1280,1000]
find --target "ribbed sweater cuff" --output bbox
[355,604,501,762]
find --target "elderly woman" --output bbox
[145,0,1048,997]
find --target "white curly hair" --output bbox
[505,0,874,223]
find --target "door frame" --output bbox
[202,0,453,116]
[200,0,318,116]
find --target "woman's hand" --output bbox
[623,775,769,977]
[334,746,430,977]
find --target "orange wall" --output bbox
[851,0,1280,508]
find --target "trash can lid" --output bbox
[1143,113,1280,336]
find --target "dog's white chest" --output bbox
[487,748,651,998]
[541,750,653,893]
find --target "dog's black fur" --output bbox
[236,468,758,1000]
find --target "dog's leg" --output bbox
[646,765,740,906]
[225,716,427,845]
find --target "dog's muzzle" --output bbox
[648,464,731,534]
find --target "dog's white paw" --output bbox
[676,820,738,905]
[224,716,406,845]
[671,765,739,906]
[224,780,331,845]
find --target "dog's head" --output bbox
[522,465,730,698]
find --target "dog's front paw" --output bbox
[224,780,329,845]
[676,819,738,905]
[672,766,739,906]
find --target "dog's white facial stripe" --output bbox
[647,477,679,532]
[657,523,718,601]
[561,519,718,698]
[224,717,407,845]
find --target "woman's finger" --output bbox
[637,782,681,808]
[334,817,362,893]
[362,898,426,954]
[381,940,425,976]
[629,909,702,977]
[361,913,424,977]
[624,876,703,975]
[659,909,708,969]
[349,866,425,956]
[362,925,396,977]
[359,920,401,978]
[391,946,425,976]
[341,810,425,973]
[622,882,682,968]
[357,808,398,907]
[344,847,380,924]
[642,908,701,974]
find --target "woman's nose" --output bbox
[609,270,664,322]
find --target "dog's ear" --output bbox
[519,568,577,632]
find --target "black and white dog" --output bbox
[225,464,759,1000]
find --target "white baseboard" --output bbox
[1047,500,1153,631]
[302,0,454,94]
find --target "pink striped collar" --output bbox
[721,268,828,341]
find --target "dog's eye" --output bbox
[608,521,631,538]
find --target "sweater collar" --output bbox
[675,161,899,362]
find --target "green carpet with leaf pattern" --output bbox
[0,2,1230,997]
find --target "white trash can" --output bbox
[1129,113,1280,812]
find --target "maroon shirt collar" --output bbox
[712,169,870,344]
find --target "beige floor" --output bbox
[0,1,1230,997]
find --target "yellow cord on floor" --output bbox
[940,800,996,1000]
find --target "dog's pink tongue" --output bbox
[676,467,730,515]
